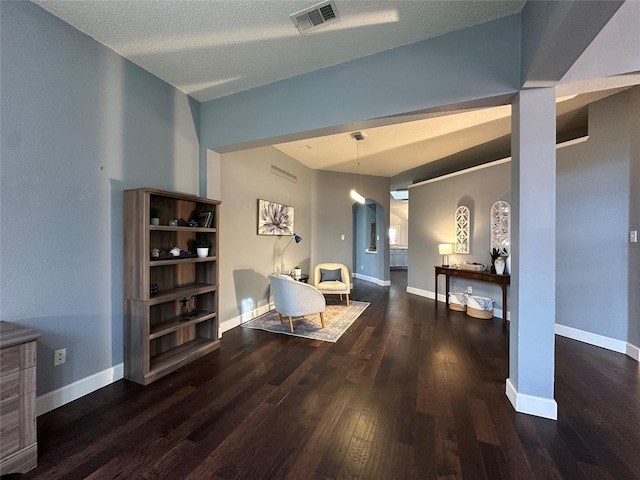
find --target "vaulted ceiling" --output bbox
[34,0,639,192]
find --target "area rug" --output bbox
[242,301,370,342]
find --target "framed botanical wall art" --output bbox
[257,199,294,236]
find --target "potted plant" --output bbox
[196,239,210,258]
[293,264,302,277]
[150,207,160,225]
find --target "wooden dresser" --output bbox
[0,321,40,475]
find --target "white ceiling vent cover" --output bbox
[290,1,339,34]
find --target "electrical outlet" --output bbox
[466,286,472,294]
[341,234,345,241]
[361,265,364,271]
[54,348,66,366]
[631,230,638,243]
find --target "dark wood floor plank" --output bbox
[8,270,640,480]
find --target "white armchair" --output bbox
[314,263,351,306]
[269,275,326,333]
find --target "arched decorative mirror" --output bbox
[455,206,470,254]
[490,200,511,254]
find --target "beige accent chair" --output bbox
[269,275,326,333]
[314,263,351,306]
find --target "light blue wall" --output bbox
[0,2,200,395]
[630,88,640,347]
[557,91,632,341]
[408,89,638,348]
[199,14,521,152]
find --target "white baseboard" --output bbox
[554,323,639,362]
[36,363,124,416]
[354,273,390,286]
[219,302,275,335]
[505,378,558,420]
[627,342,640,361]
[406,286,438,301]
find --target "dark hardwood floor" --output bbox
[5,270,640,479]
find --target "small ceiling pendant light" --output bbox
[350,131,366,204]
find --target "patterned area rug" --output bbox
[242,300,370,342]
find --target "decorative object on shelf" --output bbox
[150,207,160,225]
[455,262,485,271]
[150,248,160,258]
[150,283,158,295]
[293,264,302,277]
[188,219,199,227]
[198,211,214,228]
[258,199,294,235]
[196,239,210,258]
[490,247,501,273]
[438,243,453,266]
[455,206,470,254]
[490,200,511,257]
[349,131,366,204]
[179,296,197,319]
[494,256,506,275]
[169,219,179,226]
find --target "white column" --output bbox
[507,88,558,420]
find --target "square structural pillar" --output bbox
[507,88,558,420]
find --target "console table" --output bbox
[434,266,510,327]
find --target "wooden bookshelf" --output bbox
[123,188,220,385]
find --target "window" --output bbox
[389,227,398,245]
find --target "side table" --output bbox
[291,273,309,283]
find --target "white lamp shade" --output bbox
[438,243,453,255]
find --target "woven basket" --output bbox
[448,292,467,312]
[449,303,466,312]
[466,306,493,319]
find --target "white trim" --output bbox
[505,378,558,420]
[407,286,437,301]
[36,363,124,416]
[220,302,275,335]
[556,136,589,148]
[354,273,390,286]
[554,323,640,362]
[409,158,511,188]
[627,342,640,361]
[409,137,589,189]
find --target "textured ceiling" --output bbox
[32,0,638,194]
[33,0,526,102]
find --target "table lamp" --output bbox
[438,243,453,267]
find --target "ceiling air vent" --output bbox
[290,1,339,34]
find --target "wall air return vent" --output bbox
[290,1,339,34]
